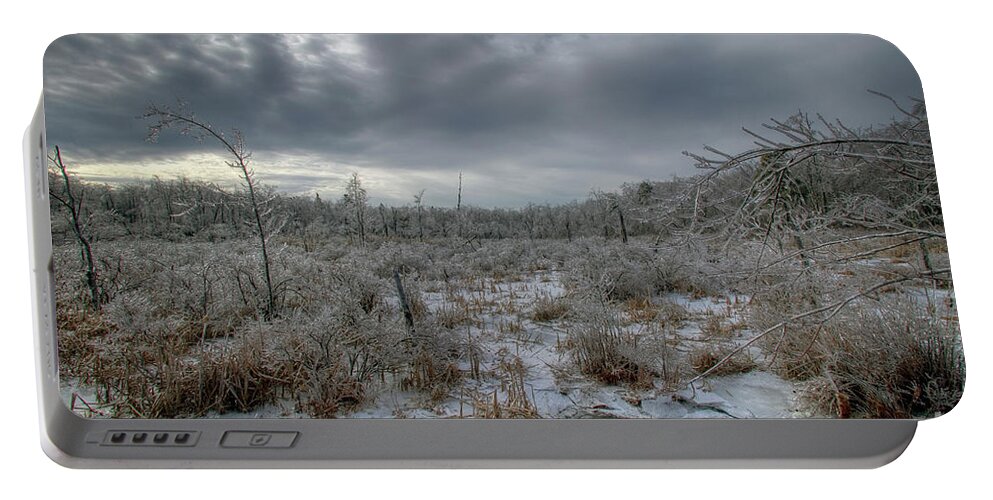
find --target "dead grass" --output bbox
[174,339,281,416]
[401,345,462,403]
[762,323,828,381]
[688,344,757,376]
[55,309,109,380]
[496,318,524,336]
[116,337,282,418]
[699,315,738,340]
[470,350,540,418]
[297,364,366,418]
[806,302,963,418]
[569,308,663,386]
[435,303,477,329]
[624,298,658,323]
[758,293,964,418]
[531,294,570,322]
[657,300,689,327]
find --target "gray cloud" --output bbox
[43,34,924,206]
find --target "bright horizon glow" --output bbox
[65,151,659,209]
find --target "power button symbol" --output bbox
[220,431,298,448]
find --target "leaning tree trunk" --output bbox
[617,206,629,244]
[142,105,277,319]
[393,269,416,336]
[51,146,101,309]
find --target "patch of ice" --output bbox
[673,371,800,419]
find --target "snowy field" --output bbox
[62,266,805,419]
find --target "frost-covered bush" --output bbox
[463,239,531,276]
[53,245,97,313]
[688,343,757,376]
[795,296,964,418]
[326,258,388,316]
[368,242,436,278]
[653,249,722,298]
[530,293,571,322]
[747,269,841,381]
[567,301,663,386]
[563,242,666,301]
[190,223,239,242]
[315,240,352,261]
[531,239,581,269]
[61,322,283,418]
[434,302,478,329]
[749,269,832,325]
[270,245,338,311]
[399,324,463,402]
[271,305,404,417]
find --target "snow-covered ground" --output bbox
[254,272,795,419]
[62,270,805,419]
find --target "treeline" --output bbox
[48,171,704,246]
[51,101,942,256]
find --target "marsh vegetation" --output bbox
[51,99,964,419]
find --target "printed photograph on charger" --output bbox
[42,34,964,419]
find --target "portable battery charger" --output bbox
[25,34,962,468]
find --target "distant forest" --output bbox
[50,117,941,251]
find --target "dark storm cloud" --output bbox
[43,34,923,206]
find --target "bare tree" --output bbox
[143,102,280,319]
[49,146,101,309]
[456,171,463,212]
[673,92,947,380]
[413,189,426,241]
[377,203,390,238]
[591,191,629,243]
[456,171,464,238]
[612,195,629,245]
[342,173,368,244]
[682,94,939,265]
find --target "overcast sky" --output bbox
[43,34,923,207]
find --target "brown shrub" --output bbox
[688,344,757,376]
[624,298,657,323]
[568,307,668,386]
[435,303,477,329]
[657,300,689,327]
[464,350,539,418]
[810,304,962,418]
[56,310,110,380]
[148,338,281,417]
[531,294,570,322]
[400,333,463,403]
[762,296,964,418]
[699,315,735,340]
[297,362,366,418]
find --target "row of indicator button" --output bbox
[105,431,197,446]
